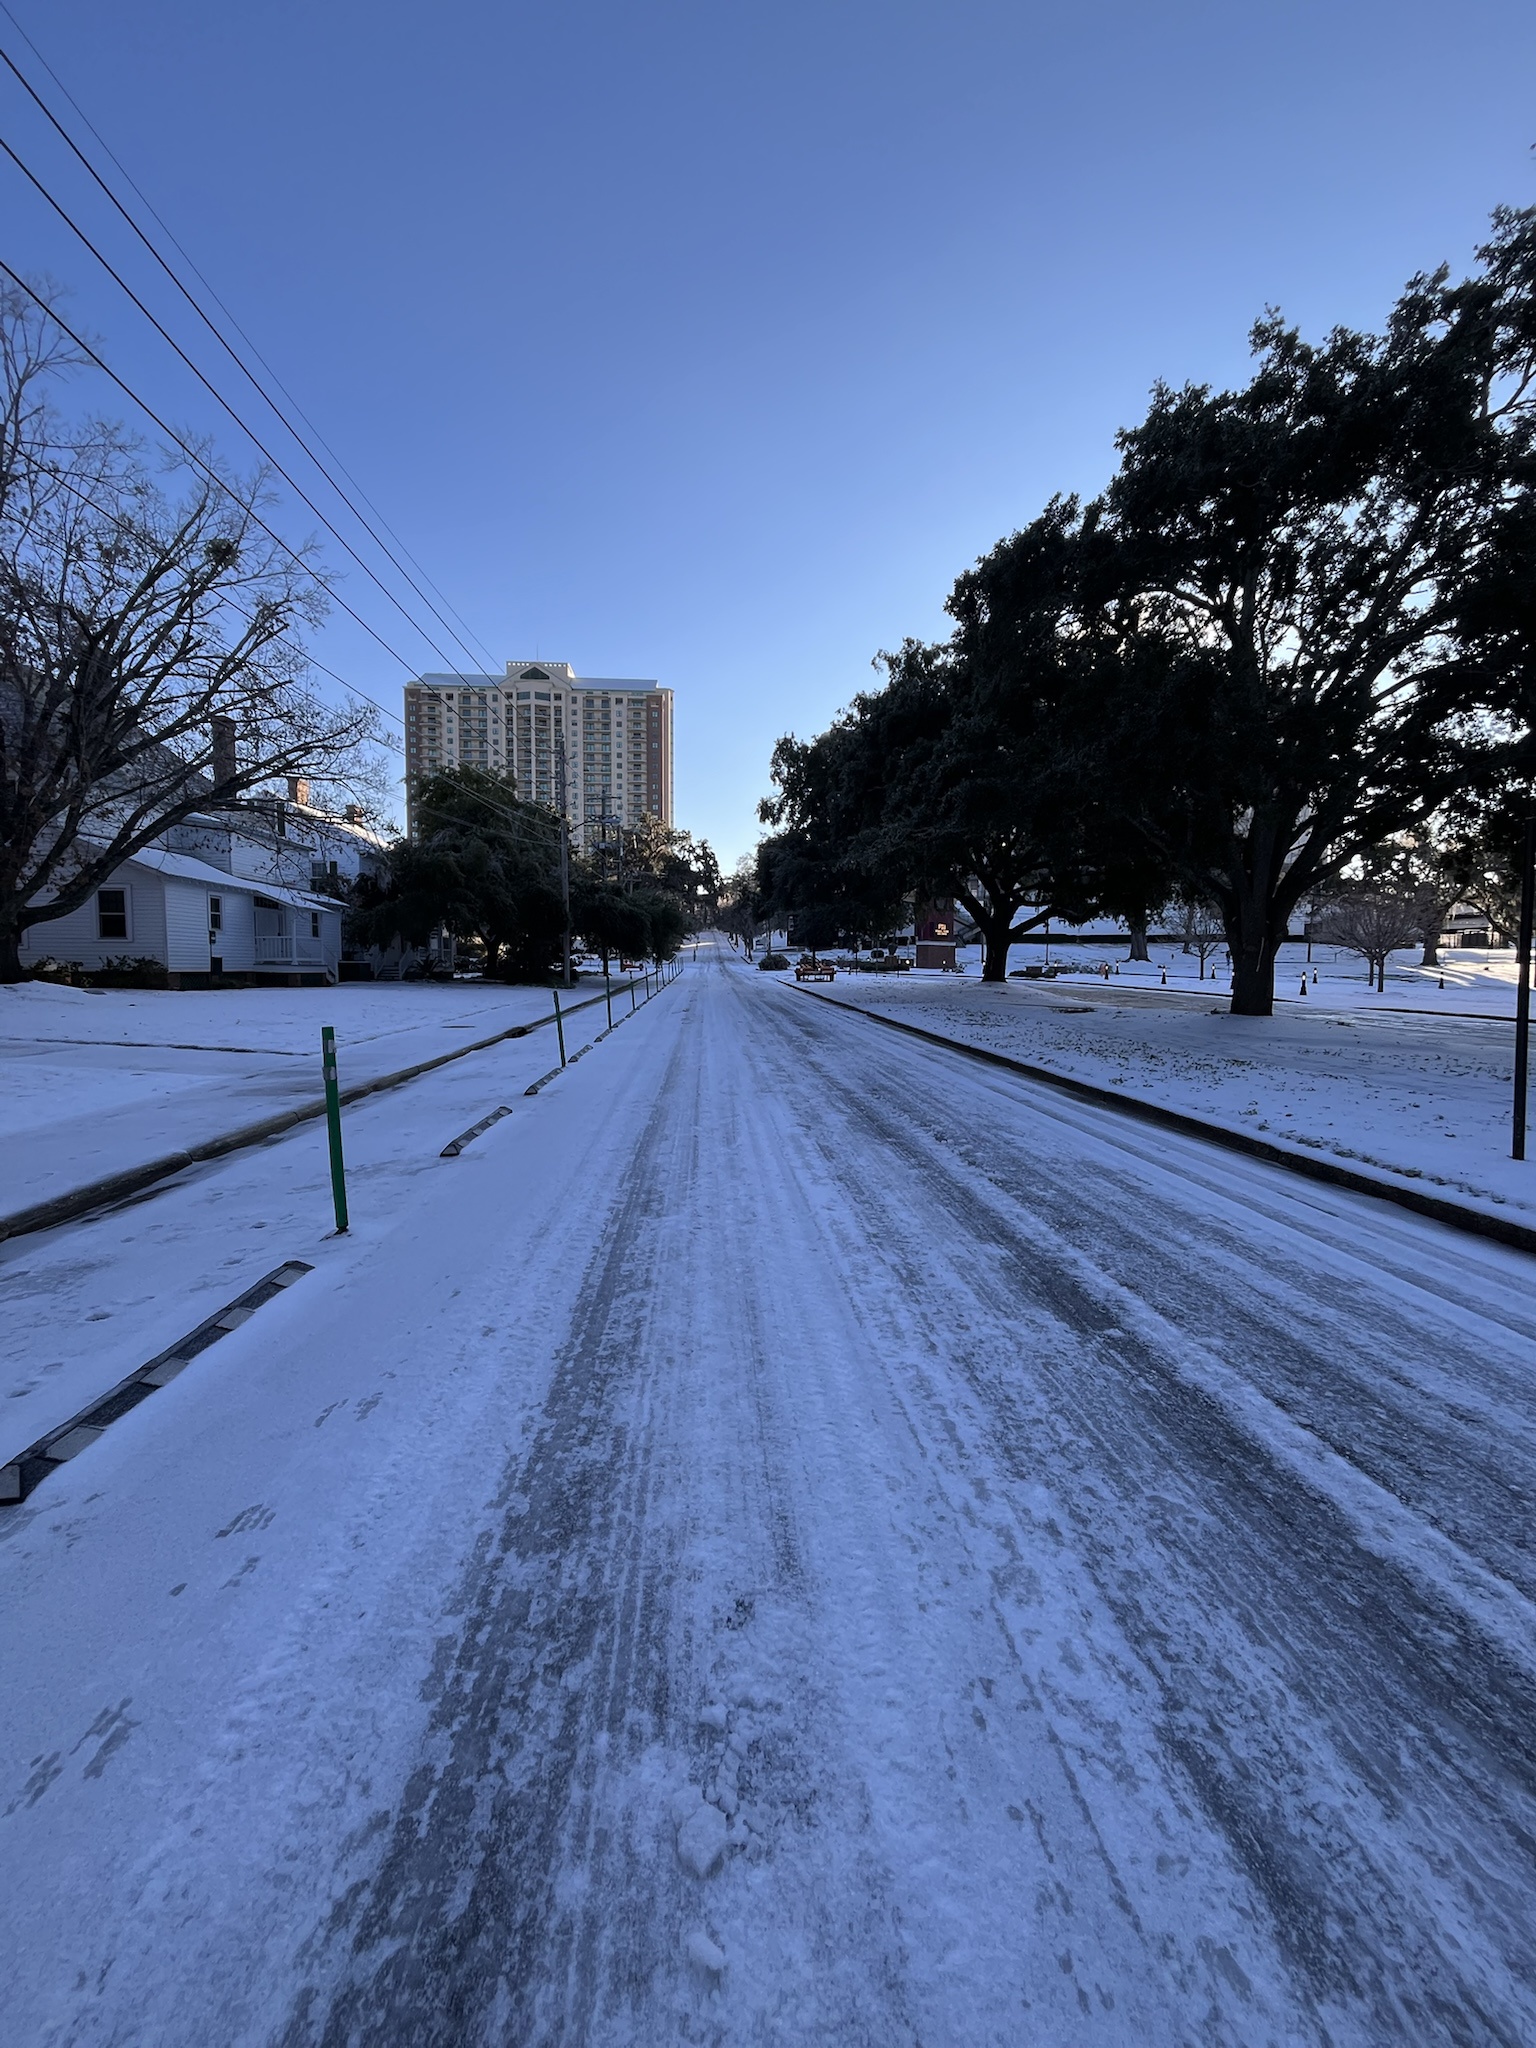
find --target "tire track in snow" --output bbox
[275,1014,702,2047]
[244,955,1536,2046]
[738,971,1536,2045]
[275,977,925,2047]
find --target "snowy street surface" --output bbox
[3,943,1535,2045]
[802,968,1535,1224]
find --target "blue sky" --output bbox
[4,0,1534,861]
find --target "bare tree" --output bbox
[1171,893,1225,979]
[0,283,379,979]
[1369,834,1460,967]
[1313,889,1423,991]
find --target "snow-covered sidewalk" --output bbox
[0,978,615,1218]
[787,966,1536,1224]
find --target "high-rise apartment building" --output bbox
[403,661,674,847]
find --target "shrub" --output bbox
[758,951,790,970]
[89,956,170,989]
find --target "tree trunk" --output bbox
[0,920,23,983]
[1420,933,1439,967]
[978,909,1016,982]
[1229,931,1280,1016]
[1125,914,1150,962]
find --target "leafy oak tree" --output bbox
[1086,207,1536,1013]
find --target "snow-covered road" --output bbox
[3,944,1534,2046]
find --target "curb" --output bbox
[0,982,632,1245]
[789,985,1536,1260]
[1,1260,311,1505]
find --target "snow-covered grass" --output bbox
[0,981,627,1450]
[990,939,1526,1016]
[802,966,1535,1222]
[0,975,565,1053]
[757,926,1527,1015]
[0,977,608,1214]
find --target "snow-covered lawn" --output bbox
[0,982,625,1452]
[795,965,1535,1222]
[756,932,1529,1016]
[0,976,564,1049]
[0,978,606,1214]
[967,939,1525,1015]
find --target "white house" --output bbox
[17,777,393,987]
[19,840,345,986]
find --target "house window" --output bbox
[97,888,128,940]
[208,895,223,933]
[311,911,321,938]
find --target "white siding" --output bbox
[214,889,254,971]
[164,881,210,972]
[20,873,165,970]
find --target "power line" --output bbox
[0,285,566,846]
[0,32,501,677]
[0,3,500,674]
[0,124,503,696]
[0,32,591,850]
[0,259,464,688]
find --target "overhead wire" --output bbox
[0,55,578,848]
[0,4,493,667]
[0,123,504,696]
[0,30,501,677]
[0,259,465,692]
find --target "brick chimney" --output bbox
[343,803,364,826]
[210,714,237,788]
[287,776,311,807]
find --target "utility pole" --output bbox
[554,733,572,990]
[1514,813,1535,1160]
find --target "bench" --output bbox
[795,962,836,981]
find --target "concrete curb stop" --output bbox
[0,1260,312,1506]
[790,984,1536,1261]
[440,1106,514,1158]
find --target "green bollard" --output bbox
[321,1026,349,1234]
[605,972,614,1030]
[553,988,567,1066]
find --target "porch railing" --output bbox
[254,932,326,965]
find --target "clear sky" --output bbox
[4,0,1534,861]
